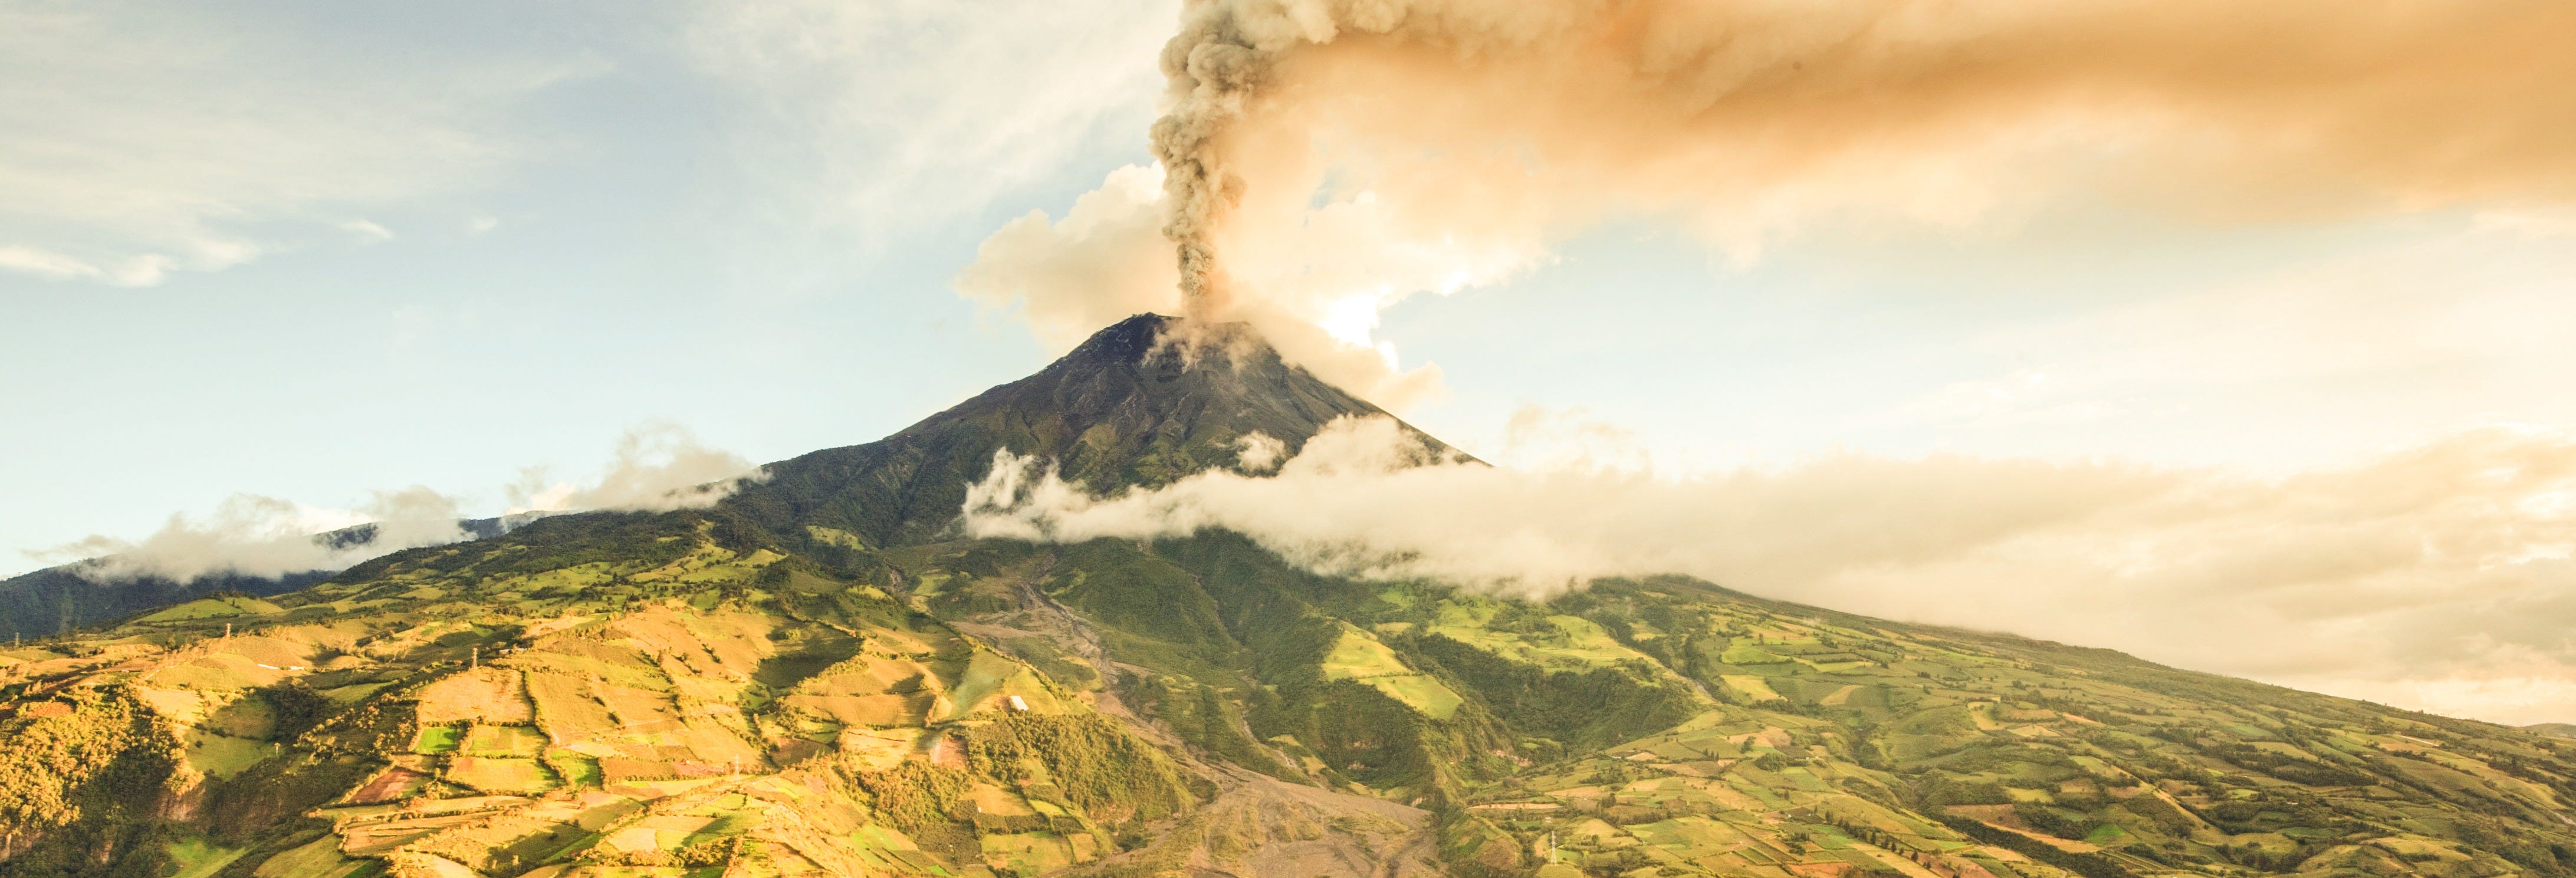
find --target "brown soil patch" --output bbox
[597,758,679,784]
[418,667,534,725]
[348,767,431,804]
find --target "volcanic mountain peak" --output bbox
[727,314,1450,547]
[899,312,1408,455]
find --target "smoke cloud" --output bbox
[963,415,2576,724]
[967,0,2576,405]
[956,165,1182,351]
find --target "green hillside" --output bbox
[1,315,2572,878]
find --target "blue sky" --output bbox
[2,0,1159,568]
[8,0,2576,720]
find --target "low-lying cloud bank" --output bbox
[507,422,768,517]
[49,488,471,584]
[32,423,767,585]
[964,415,2576,724]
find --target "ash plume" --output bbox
[973,0,2576,404]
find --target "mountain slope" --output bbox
[725,313,1458,550]
[1,315,2574,878]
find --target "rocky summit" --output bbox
[4,315,2576,878]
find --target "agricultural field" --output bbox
[418,666,536,724]
[132,595,287,624]
[449,756,559,794]
[162,837,246,878]
[463,723,550,757]
[414,724,462,754]
[182,728,272,778]
[1320,624,1464,719]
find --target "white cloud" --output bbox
[508,423,768,515]
[1891,369,2128,428]
[686,0,1175,241]
[0,4,591,285]
[1836,224,2576,468]
[0,245,159,284]
[965,415,2576,724]
[1498,405,1655,472]
[340,219,394,244]
[30,425,768,584]
[40,488,469,583]
[1233,432,1286,473]
[2472,210,2576,240]
[954,164,1181,349]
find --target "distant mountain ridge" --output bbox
[0,517,507,639]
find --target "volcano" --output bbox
[1,315,2572,878]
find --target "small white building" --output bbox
[1005,695,1030,713]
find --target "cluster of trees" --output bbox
[2201,742,2376,788]
[0,688,180,876]
[964,713,1195,822]
[1936,814,2135,878]
[848,758,971,838]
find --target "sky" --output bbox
[7,0,2576,722]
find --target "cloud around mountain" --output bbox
[40,488,471,584]
[966,414,2576,724]
[505,422,770,517]
[31,423,765,585]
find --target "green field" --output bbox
[1319,626,1465,719]
[939,649,1026,721]
[981,831,1076,876]
[461,724,547,757]
[163,837,245,878]
[413,725,462,755]
[546,750,603,787]
[1364,673,1464,720]
[136,596,283,623]
[1720,674,1783,702]
[250,836,371,878]
[185,730,272,779]
[1425,604,1654,670]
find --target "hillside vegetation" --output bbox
[2,315,2572,878]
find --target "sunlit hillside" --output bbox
[4,318,2574,878]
